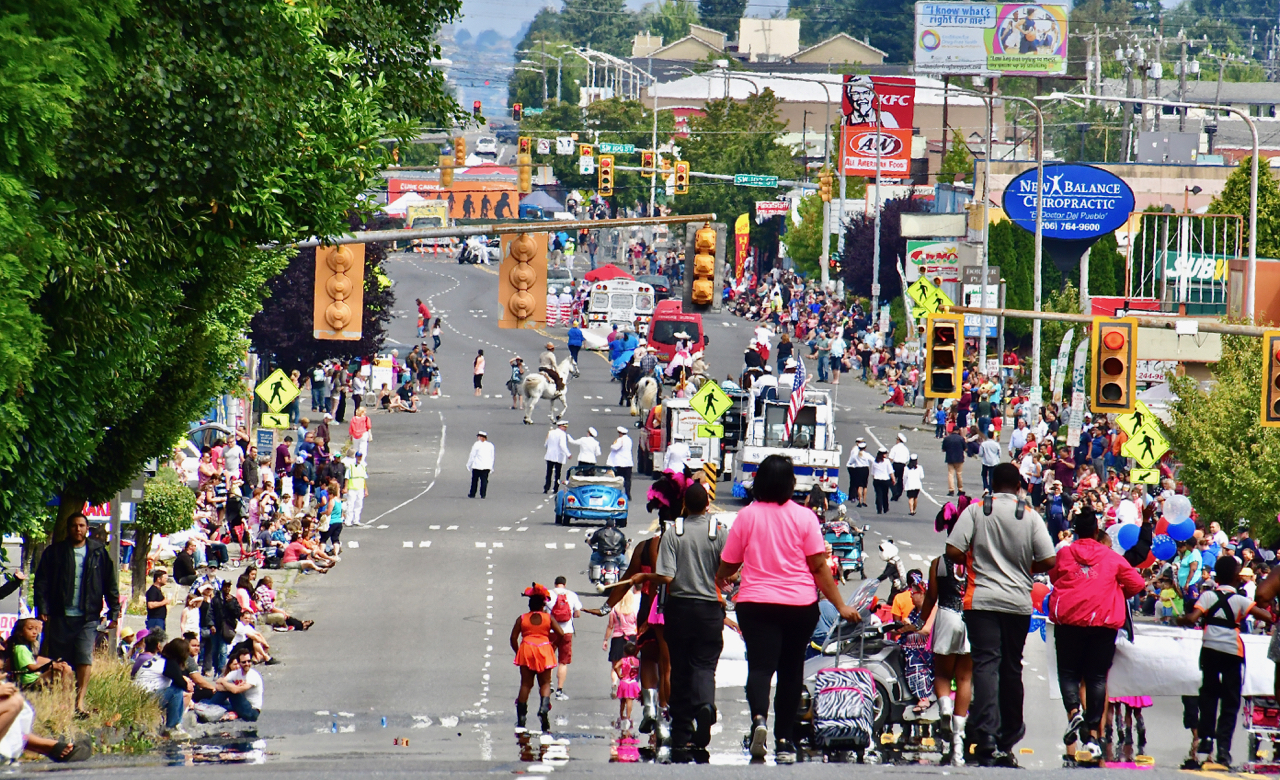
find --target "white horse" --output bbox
[631,376,660,417]
[521,356,577,424]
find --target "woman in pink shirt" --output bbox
[716,455,860,763]
[348,406,371,458]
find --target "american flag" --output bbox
[784,357,806,439]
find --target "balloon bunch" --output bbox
[1163,495,1196,544]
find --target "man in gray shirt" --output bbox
[946,462,1055,766]
[637,482,724,752]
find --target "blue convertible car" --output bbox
[554,466,628,527]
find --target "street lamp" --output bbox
[1041,91,1259,320]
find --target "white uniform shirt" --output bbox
[870,458,894,481]
[664,441,692,473]
[903,465,925,491]
[544,429,572,464]
[569,435,601,465]
[466,440,496,471]
[607,435,634,468]
[888,442,911,465]
[847,448,875,469]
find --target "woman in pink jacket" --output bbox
[1048,507,1146,759]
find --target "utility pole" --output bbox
[1093,27,1102,105]
[648,56,657,221]
[1153,33,1163,132]
[1178,33,1189,131]
[801,110,810,185]
[1084,34,1094,107]
[977,77,994,367]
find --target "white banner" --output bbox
[1051,328,1074,405]
[755,201,790,217]
[1066,340,1088,448]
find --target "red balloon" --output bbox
[1031,582,1051,608]
[1139,552,1156,569]
[1155,518,1169,535]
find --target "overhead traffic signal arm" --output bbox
[923,313,962,399]
[1262,330,1280,427]
[1090,317,1138,414]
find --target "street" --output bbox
[0,251,1243,778]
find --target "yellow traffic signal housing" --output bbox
[819,169,833,202]
[313,244,365,341]
[439,154,454,187]
[512,103,523,122]
[1262,330,1280,427]
[517,152,533,194]
[579,144,593,158]
[691,224,716,305]
[641,150,655,177]
[674,160,690,195]
[598,155,614,197]
[923,313,962,399]
[453,137,466,167]
[518,136,532,155]
[1090,316,1138,413]
[498,232,548,329]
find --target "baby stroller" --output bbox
[823,511,866,581]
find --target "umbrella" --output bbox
[584,265,634,282]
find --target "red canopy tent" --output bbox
[583,264,634,283]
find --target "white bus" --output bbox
[585,279,656,343]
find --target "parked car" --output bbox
[555,465,628,527]
[475,136,498,156]
[493,123,520,145]
[636,274,674,302]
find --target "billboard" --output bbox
[840,75,915,177]
[905,240,961,283]
[1000,163,1135,241]
[386,179,520,221]
[915,2,1069,76]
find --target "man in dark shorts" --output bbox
[34,513,119,717]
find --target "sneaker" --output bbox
[774,739,797,764]
[693,704,716,749]
[991,750,1022,768]
[1063,709,1084,746]
[554,690,569,702]
[747,717,768,759]
[1212,752,1232,769]
[166,728,192,740]
[1074,740,1103,764]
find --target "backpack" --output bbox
[550,592,573,623]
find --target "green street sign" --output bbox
[696,423,725,439]
[734,174,779,188]
[598,142,635,154]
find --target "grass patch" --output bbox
[25,652,161,755]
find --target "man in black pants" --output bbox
[636,483,724,756]
[946,463,1056,766]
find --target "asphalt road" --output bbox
[34,252,1256,777]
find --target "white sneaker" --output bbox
[166,728,192,740]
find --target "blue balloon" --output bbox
[1117,523,1140,550]
[1153,534,1177,561]
[1168,519,1196,542]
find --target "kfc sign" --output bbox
[842,75,916,131]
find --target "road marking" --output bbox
[583,395,592,400]
[493,542,503,548]
[909,553,923,561]
[520,517,528,522]
[565,543,576,549]
[403,541,413,548]
[596,396,604,400]
[475,542,487,548]
[420,541,432,548]
[376,524,389,529]
[348,541,359,548]
[447,525,459,530]
[545,543,558,549]
[591,408,599,412]
[517,527,528,532]
[499,526,511,531]
[429,525,440,530]
[366,416,447,524]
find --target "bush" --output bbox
[131,471,197,604]
[25,653,161,754]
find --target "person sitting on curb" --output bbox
[207,647,264,722]
[0,681,92,762]
[281,533,330,574]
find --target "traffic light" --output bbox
[512,103,523,122]
[517,152,533,194]
[313,244,365,341]
[923,313,962,399]
[641,150,655,177]
[691,224,716,306]
[598,154,614,197]
[820,168,834,202]
[498,232,548,329]
[518,136,532,155]
[439,155,454,187]
[674,160,690,195]
[1262,330,1280,426]
[472,100,482,118]
[1089,316,1138,413]
[454,137,466,167]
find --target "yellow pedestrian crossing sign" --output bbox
[696,423,725,439]
[1130,468,1161,485]
[1115,401,1156,438]
[255,368,300,413]
[690,382,733,424]
[907,276,954,320]
[1122,422,1169,468]
[261,412,291,429]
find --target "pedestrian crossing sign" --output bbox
[690,381,733,424]
[1130,468,1160,485]
[255,368,300,413]
[1122,422,1169,468]
[1115,400,1156,438]
[907,276,954,320]
[696,423,725,439]
[260,412,291,429]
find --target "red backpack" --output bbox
[551,592,573,623]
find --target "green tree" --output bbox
[1168,333,1280,546]
[781,193,834,276]
[1208,157,1280,261]
[1036,282,1082,389]
[788,0,914,61]
[639,0,698,42]
[130,471,197,605]
[938,130,973,184]
[515,0,636,59]
[697,0,745,35]
[1086,231,1126,297]
[678,90,799,223]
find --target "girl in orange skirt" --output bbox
[511,583,565,732]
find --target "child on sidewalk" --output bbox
[612,641,640,730]
[1178,555,1272,767]
[1158,575,1181,625]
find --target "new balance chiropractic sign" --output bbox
[1001,163,1135,240]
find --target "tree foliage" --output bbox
[788,0,915,62]
[781,194,833,277]
[131,470,196,601]
[1168,333,1280,546]
[697,0,745,35]
[0,0,457,537]
[639,0,699,43]
[938,130,972,184]
[838,193,931,302]
[1208,157,1280,262]
[514,0,636,60]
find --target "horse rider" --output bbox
[540,343,565,392]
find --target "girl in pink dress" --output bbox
[613,642,641,728]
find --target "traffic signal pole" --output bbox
[949,305,1272,337]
